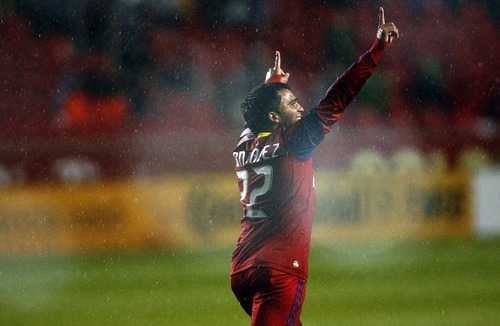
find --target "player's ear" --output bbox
[268,111,280,124]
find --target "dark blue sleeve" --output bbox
[284,45,382,161]
[287,109,326,161]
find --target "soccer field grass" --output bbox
[0,238,498,325]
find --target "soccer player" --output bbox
[230,7,399,325]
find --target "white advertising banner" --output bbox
[473,169,500,236]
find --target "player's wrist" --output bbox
[368,37,388,64]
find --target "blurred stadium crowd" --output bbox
[0,0,498,181]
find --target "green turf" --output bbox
[0,238,498,325]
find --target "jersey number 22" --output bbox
[236,165,273,218]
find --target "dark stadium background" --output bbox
[0,1,498,325]
[0,0,497,180]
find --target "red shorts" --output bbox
[231,267,307,326]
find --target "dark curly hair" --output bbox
[241,82,291,133]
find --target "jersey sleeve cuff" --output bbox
[265,75,283,84]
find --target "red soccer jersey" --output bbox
[231,39,387,279]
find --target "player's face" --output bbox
[277,89,304,128]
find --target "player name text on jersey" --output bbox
[233,142,281,168]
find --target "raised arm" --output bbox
[315,6,399,130]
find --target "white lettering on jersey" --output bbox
[272,143,280,158]
[249,148,260,164]
[233,142,281,167]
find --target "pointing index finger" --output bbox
[379,7,385,26]
[274,51,281,70]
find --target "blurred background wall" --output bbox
[0,0,498,253]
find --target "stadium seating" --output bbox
[0,1,497,180]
